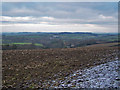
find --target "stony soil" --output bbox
[50,59,119,88]
[2,45,119,88]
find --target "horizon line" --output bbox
[1,31,119,34]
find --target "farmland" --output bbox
[2,32,119,88]
[2,43,119,88]
[2,32,119,50]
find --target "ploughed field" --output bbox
[2,44,119,88]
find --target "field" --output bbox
[2,32,119,50]
[2,32,119,88]
[2,43,119,88]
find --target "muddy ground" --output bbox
[2,43,119,88]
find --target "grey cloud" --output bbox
[1,14,117,25]
[2,2,117,19]
[1,2,118,33]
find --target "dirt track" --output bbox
[2,45,119,88]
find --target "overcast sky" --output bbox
[1,2,118,33]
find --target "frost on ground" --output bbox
[51,59,120,88]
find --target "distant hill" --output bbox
[2,32,119,50]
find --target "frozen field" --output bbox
[3,47,119,88]
[51,59,120,88]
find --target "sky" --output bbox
[1,2,118,33]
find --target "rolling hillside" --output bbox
[2,44,119,88]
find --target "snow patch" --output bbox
[51,60,120,88]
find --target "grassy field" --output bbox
[2,32,119,50]
[85,42,119,47]
[2,43,44,47]
[11,43,32,45]
[34,43,43,47]
[2,43,119,88]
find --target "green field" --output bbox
[12,43,32,45]
[2,43,43,46]
[2,32,119,50]
[34,43,43,47]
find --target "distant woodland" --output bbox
[2,32,119,50]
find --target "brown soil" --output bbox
[2,44,119,88]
